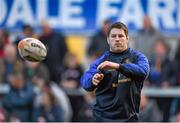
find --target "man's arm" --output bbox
[97,52,150,81]
[80,54,106,91]
[80,62,101,91]
[118,52,150,81]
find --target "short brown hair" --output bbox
[108,22,128,37]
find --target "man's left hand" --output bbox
[97,61,120,70]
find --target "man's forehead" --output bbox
[110,28,125,34]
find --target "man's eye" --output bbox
[118,35,124,38]
[111,35,116,38]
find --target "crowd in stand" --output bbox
[0,21,94,122]
[0,15,180,122]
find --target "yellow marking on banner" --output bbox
[66,35,85,63]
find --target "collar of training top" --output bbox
[109,48,130,56]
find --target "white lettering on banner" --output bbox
[177,0,180,28]
[119,0,144,28]
[37,0,60,27]
[7,0,34,26]
[149,0,176,29]
[0,0,180,32]
[36,0,60,28]
[97,0,121,26]
[39,0,60,28]
[37,0,47,24]
[60,0,85,28]
[0,0,7,24]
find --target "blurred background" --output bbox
[0,0,180,122]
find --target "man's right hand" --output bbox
[92,73,104,86]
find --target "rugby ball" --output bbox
[18,38,47,62]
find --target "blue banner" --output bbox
[0,0,180,34]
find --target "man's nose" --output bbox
[115,36,120,41]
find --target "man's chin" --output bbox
[112,48,126,53]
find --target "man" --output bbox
[132,15,162,60]
[39,20,68,82]
[81,22,150,122]
[14,24,35,48]
[2,69,35,122]
[87,20,111,62]
[13,24,35,60]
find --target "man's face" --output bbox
[107,28,128,53]
[9,74,24,89]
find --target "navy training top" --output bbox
[81,48,150,122]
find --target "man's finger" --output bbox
[92,81,98,86]
[94,74,101,79]
[97,74,104,80]
[94,74,98,79]
[98,74,104,81]
[100,64,107,70]
[92,79,100,86]
[97,62,104,70]
[93,79,100,84]
[96,74,101,78]
[98,61,110,70]
[100,74,104,79]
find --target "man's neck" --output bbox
[110,48,129,54]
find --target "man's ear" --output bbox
[127,36,129,43]
[107,37,110,44]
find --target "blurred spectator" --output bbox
[148,39,178,121]
[60,53,84,89]
[87,19,111,62]
[78,92,95,121]
[2,69,35,122]
[175,41,180,64]
[33,88,63,122]
[23,61,49,83]
[169,96,180,122]
[67,94,86,121]
[39,20,68,82]
[133,15,162,60]
[60,53,85,121]
[8,112,21,122]
[169,43,180,121]
[148,38,178,87]
[13,24,36,60]
[139,94,162,122]
[0,107,6,122]
[33,73,72,122]
[174,41,180,85]
[0,44,23,83]
[14,24,34,46]
[0,29,10,58]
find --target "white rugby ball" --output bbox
[18,38,47,62]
